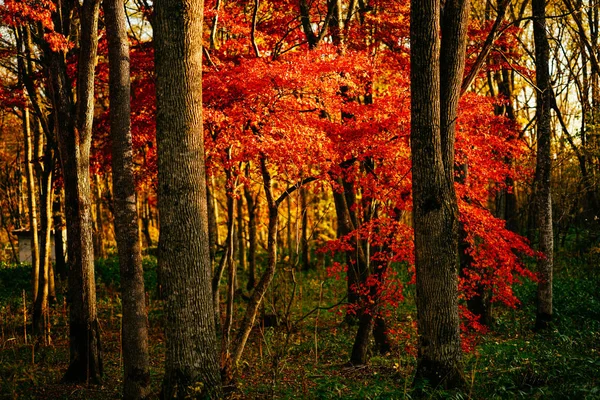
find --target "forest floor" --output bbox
[0,255,599,399]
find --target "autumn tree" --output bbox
[410,0,469,388]
[35,0,105,382]
[153,0,222,396]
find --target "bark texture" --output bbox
[532,0,554,330]
[410,0,469,389]
[105,0,151,397]
[46,0,103,383]
[154,0,222,396]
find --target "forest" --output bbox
[0,0,599,398]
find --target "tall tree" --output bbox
[532,0,554,330]
[104,0,150,397]
[153,0,222,396]
[44,0,103,382]
[410,0,469,388]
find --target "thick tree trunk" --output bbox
[410,0,469,389]
[154,0,222,395]
[532,0,554,331]
[105,0,151,397]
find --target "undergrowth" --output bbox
[0,256,598,399]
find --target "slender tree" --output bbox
[104,0,150,397]
[44,0,103,382]
[410,0,470,388]
[532,0,554,330]
[154,0,222,396]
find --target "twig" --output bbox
[295,295,348,325]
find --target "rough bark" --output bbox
[532,0,554,331]
[45,0,103,383]
[105,0,151,397]
[154,0,222,395]
[410,0,467,389]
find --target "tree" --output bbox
[532,0,554,330]
[410,0,469,388]
[42,0,104,382]
[153,0,222,396]
[104,0,150,397]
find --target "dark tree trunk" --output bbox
[373,315,392,355]
[350,312,374,365]
[236,196,247,277]
[105,0,151,397]
[331,177,367,314]
[410,0,469,389]
[46,0,103,383]
[300,186,310,270]
[154,0,222,395]
[212,168,235,331]
[207,175,218,266]
[243,175,257,291]
[532,0,554,331]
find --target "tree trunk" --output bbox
[93,174,106,259]
[212,168,235,331]
[46,0,103,383]
[154,0,222,395]
[221,157,279,384]
[331,177,367,315]
[105,0,151,397]
[52,188,67,280]
[532,0,554,331]
[410,0,469,389]
[33,143,53,341]
[207,175,218,265]
[236,196,247,277]
[244,174,257,291]
[21,108,40,300]
[300,186,310,270]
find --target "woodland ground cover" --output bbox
[0,252,598,399]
